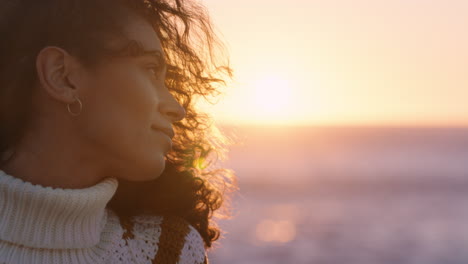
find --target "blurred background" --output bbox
[197,0,468,263]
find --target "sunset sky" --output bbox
[197,0,468,127]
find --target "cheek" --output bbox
[80,66,159,159]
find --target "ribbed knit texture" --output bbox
[0,169,208,264]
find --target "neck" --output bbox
[1,124,109,189]
[2,155,103,189]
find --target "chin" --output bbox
[142,155,166,181]
[116,158,165,183]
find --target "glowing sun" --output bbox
[250,75,294,117]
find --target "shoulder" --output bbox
[118,213,208,264]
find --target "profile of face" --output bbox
[35,14,186,182]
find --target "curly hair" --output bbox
[0,0,237,249]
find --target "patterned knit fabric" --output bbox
[0,170,208,264]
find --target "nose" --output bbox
[159,89,186,123]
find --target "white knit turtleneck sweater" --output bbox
[0,170,208,264]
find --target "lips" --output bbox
[153,126,174,140]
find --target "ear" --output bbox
[35,46,82,104]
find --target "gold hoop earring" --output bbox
[67,96,82,117]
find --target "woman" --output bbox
[0,0,235,263]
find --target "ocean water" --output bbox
[207,125,468,264]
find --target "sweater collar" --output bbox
[0,169,119,249]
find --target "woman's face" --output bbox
[77,15,185,181]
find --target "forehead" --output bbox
[122,15,163,55]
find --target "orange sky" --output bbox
[198,0,468,126]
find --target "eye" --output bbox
[146,64,163,79]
